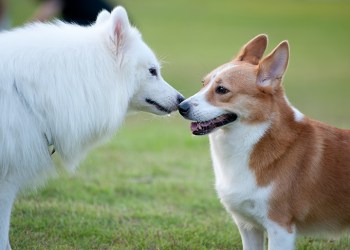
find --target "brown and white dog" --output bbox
[178,34,350,250]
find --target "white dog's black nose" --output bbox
[178,101,190,116]
[177,94,185,105]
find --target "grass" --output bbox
[7,0,350,249]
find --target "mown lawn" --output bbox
[7,0,350,249]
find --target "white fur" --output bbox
[209,122,272,227]
[96,10,111,24]
[0,6,182,249]
[266,221,296,250]
[291,106,304,122]
[284,96,304,122]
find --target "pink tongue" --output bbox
[190,122,198,132]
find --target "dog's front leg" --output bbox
[0,181,17,250]
[235,220,265,250]
[266,221,296,250]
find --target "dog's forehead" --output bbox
[208,63,236,80]
[207,62,256,83]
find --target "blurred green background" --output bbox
[7,0,350,249]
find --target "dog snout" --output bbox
[177,94,185,105]
[178,101,190,117]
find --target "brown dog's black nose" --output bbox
[178,101,190,116]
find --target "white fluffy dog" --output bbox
[0,6,183,249]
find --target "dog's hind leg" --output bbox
[0,181,18,250]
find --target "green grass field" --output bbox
[7,0,350,249]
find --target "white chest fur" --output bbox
[209,121,272,228]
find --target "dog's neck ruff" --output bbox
[13,81,55,156]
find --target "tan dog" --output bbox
[179,34,350,250]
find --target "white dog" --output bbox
[0,6,183,249]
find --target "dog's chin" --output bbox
[190,113,238,136]
[145,98,175,115]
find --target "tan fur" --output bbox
[205,34,350,235]
[205,62,272,124]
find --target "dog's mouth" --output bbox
[145,98,172,114]
[191,113,238,135]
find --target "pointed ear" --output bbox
[96,10,110,24]
[108,6,131,49]
[257,41,289,92]
[235,34,268,65]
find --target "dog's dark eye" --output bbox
[215,86,229,95]
[149,67,158,77]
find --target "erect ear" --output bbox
[257,41,289,92]
[235,34,268,65]
[108,6,131,49]
[96,10,110,24]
